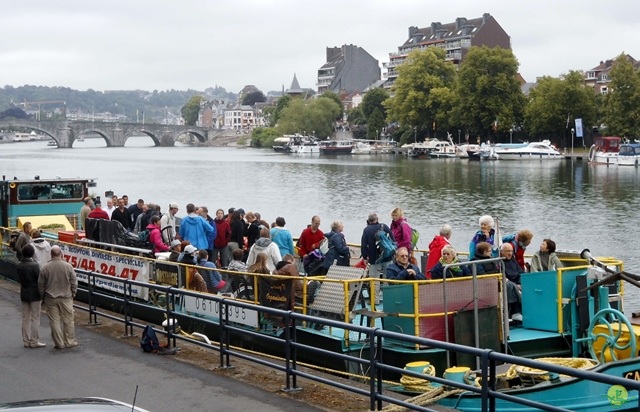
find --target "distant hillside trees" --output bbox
[0,107,28,120]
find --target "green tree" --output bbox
[180,95,204,126]
[277,96,341,139]
[361,88,389,120]
[250,127,280,148]
[455,46,525,140]
[271,95,291,127]
[346,106,365,126]
[367,108,385,139]
[602,54,640,138]
[321,91,342,112]
[242,90,266,106]
[524,71,596,147]
[385,48,456,138]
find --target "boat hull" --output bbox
[496,152,563,160]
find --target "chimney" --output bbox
[431,22,441,34]
[326,47,340,61]
[456,17,467,30]
[483,13,491,24]
[408,26,418,38]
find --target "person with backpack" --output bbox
[321,220,350,271]
[390,208,413,251]
[361,213,395,277]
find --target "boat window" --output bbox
[17,182,84,202]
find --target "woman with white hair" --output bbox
[468,215,496,260]
[430,245,470,279]
[321,220,350,272]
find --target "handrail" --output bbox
[74,270,640,412]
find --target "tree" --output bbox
[277,96,341,139]
[385,48,456,138]
[367,108,385,139]
[0,107,28,120]
[524,71,596,146]
[361,88,389,120]
[346,106,365,126]
[250,127,280,148]
[242,91,266,106]
[455,46,525,141]
[180,95,204,126]
[602,54,640,138]
[270,95,291,127]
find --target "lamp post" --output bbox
[457,129,461,144]
[414,127,417,144]
[571,128,575,154]
[509,128,513,144]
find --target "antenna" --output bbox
[131,385,139,411]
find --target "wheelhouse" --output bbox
[0,176,95,228]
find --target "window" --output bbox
[17,182,84,202]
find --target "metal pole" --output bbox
[571,128,575,154]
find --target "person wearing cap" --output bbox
[179,245,206,292]
[87,200,109,220]
[161,202,180,244]
[179,203,215,252]
[38,245,78,349]
[168,239,182,262]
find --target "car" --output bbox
[0,397,149,411]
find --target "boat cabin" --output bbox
[0,176,94,228]
[593,136,621,153]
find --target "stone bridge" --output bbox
[0,120,220,148]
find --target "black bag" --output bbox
[140,324,161,353]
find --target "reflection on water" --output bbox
[2,137,640,310]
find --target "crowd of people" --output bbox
[11,197,561,351]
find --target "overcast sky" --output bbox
[2,0,638,94]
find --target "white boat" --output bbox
[469,141,500,160]
[272,136,292,152]
[47,140,57,147]
[408,138,451,158]
[352,139,396,155]
[493,140,563,160]
[288,141,320,154]
[456,143,480,158]
[589,136,621,165]
[617,142,640,166]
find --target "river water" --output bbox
[2,137,640,311]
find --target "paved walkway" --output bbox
[0,284,321,411]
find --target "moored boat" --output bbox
[494,140,563,160]
[618,142,640,166]
[589,136,621,165]
[272,136,292,152]
[318,139,354,155]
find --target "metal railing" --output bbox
[76,270,640,412]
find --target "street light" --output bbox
[457,129,461,144]
[509,128,513,144]
[571,128,575,154]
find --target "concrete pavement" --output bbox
[0,284,322,411]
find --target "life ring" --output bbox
[9,182,16,189]
[588,145,596,162]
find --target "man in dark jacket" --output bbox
[386,247,425,281]
[501,243,523,321]
[361,213,394,278]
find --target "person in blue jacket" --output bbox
[386,247,426,280]
[179,203,214,251]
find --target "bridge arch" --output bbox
[76,129,114,147]
[123,129,161,146]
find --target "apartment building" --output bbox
[317,44,380,94]
[584,55,639,95]
[384,13,510,88]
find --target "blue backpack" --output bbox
[375,228,397,264]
